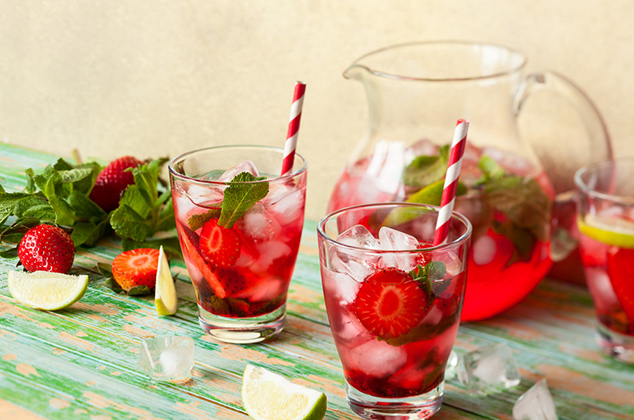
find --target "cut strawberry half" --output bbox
[607,247,634,323]
[176,222,227,299]
[353,267,430,340]
[199,219,241,268]
[112,248,159,292]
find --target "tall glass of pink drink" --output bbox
[318,203,471,419]
[576,159,634,362]
[169,145,307,343]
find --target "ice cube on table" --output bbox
[218,160,259,182]
[445,350,459,380]
[140,336,194,382]
[457,343,520,394]
[378,227,420,270]
[513,379,558,420]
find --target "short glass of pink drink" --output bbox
[576,159,634,362]
[317,203,472,419]
[169,145,307,344]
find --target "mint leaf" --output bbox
[187,208,221,231]
[110,204,153,242]
[410,260,449,297]
[218,172,269,228]
[67,190,106,221]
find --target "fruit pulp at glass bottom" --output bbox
[173,203,303,318]
[328,163,553,321]
[325,273,465,398]
[580,234,634,336]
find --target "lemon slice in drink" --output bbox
[7,270,88,310]
[242,365,327,420]
[578,214,634,248]
[155,246,178,316]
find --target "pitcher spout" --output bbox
[343,64,370,81]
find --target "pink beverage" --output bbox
[318,203,471,419]
[169,146,307,344]
[578,221,634,336]
[575,159,634,362]
[328,140,554,321]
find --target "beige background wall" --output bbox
[0,1,631,220]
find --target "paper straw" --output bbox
[433,119,470,246]
[281,81,306,175]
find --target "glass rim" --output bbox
[168,144,307,186]
[317,202,473,253]
[574,158,634,204]
[345,40,527,82]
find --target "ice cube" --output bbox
[174,184,223,220]
[378,227,420,270]
[218,160,259,182]
[331,226,381,281]
[457,343,520,393]
[434,249,463,277]
[254,240,292,271]
[332,306,372,344]
[267,186,305,225]
[445,350,459,380]
[512,379,558,420]
[586,267,621,313]
[347,339,407,378]
[236,208,281,241]
[337,225,380,249]
[326,271,361,304]
[140,336,194,382]
[473,235,497,266]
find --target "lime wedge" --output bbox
[578,214,634,248]
[242,365,327,420]
[155,246,178,316]
[7,270,88,310]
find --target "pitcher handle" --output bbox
[514,71,613,261]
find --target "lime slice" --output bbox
[242,365,327,420]
[7,270,88,310]
[578,214,634,248]
[155,246,178,316]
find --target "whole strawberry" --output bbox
[18,224,75,273]
[112,248,160,292]
[89,156,143,212]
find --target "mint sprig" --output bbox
[410,261,448,297]
[218,172,269,228]
[0,156,177,255]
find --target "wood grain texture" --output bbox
[0,143,633,419]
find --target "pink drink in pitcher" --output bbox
[328,141,554,321]
[169,146,307,343]
[318,203,471,418]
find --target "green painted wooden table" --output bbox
[1,143,633,420]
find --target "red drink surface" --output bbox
[579,231,634,336]
[321,264,465,398]
[172,179,305,318]
[328,143,554,321]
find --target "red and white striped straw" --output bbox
[281,81,306,176]
[433,119,470,246]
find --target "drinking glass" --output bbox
[169,145,307,343]
[317,203,471,419]
[576,158,634,362]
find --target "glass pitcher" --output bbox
[328,41,612,321]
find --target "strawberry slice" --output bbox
[112,248,159,292]
[199,219,241,268]
[176,222,227,299]
[353,267,430,340]
[607,247,634,323]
